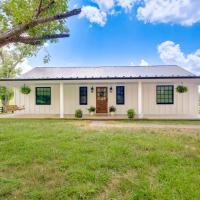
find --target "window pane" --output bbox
[116,86,125,105]
[36,87,51,105]
[80,87,87,105]
[156,85,174,104]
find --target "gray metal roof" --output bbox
[16,65,195,80]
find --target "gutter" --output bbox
[0,76,200,81]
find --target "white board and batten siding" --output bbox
[63,83,138,115]
[14,80,199,117]
[142,83,199,116]
[14,84,60,114]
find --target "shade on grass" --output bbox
[0,119,200,199]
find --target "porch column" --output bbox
[60,82,64,118]
[137,81,143,118]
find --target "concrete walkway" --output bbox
[0,113,200,120]
[89,121,200,130]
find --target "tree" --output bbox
[0,87,14,108]
[0,0,81,47]
[0,44,38,107]
[0,44,37,77]
[0,1,81,108]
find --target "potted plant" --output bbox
[88,106,96,116]
[176,85,188,93]
[127,109,136,119]
[75,109,83,118]
[20,84,31,94]
[109,106,116,116]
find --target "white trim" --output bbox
[60,82,64,118]
[138,82,143,118]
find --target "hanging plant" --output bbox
[176,85,188,93]
[20,84,31,94]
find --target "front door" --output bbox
[96,87,108,113]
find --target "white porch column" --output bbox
[137,81,143,118]
[60,82,64,118]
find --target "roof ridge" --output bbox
[33,65,179,69]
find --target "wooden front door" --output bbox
[96,87,108,113]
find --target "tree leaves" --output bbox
[0,0,79,47]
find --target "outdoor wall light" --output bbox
[91,86,94,93]
[110,86,113,93]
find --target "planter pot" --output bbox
[110,112,115,116]
[90,112,95,116]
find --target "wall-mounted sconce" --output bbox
[110,86,113,93]
[91,86,94,93]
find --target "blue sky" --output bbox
[28,0,200,74]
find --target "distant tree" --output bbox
[0,44,36,77]
[0,87,14,108]
[0,44,37,107]
[0,0,81,47]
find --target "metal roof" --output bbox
[1,65,198,81]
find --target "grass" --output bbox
[116,119,200,125]
[0,119,200,200]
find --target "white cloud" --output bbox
[92,0,138,11]
[81,0,138,25]
[140,59,149,66]
[158,41,200,73]
[137,0,200,26]
[130,59,149,66]
[81,0,200,26]
[130,61,135,66]
[17,58,32,75]
[117,0,138,11]
[92,0,115,10]
[80,6,107,26]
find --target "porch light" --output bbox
[110,86,113,93]
[91,86,94,93]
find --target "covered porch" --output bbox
[1,77,200,119]
[2,79,145,118]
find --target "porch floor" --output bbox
[0,113,200,120]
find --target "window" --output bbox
[36,87,51,105]
[116,86,125,105]
[156,85,174,104]
[80,87,87,105]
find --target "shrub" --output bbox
[127,109,136,119]
[20,84,31,94]
[176,85,188,93]
[88,106,96,113]
[75,109,83,118]
[109,106,116,113]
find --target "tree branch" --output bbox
[35,0,43,18]
[16,33,70,45]
[35,0,55,18]
[0,50,5,64]
[39,0,55,15]
[0,8,81,47]
[10,54,25,69]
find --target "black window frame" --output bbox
[36,87,51,105]
[79,87,88,105]
[116,86,125,105]
[156,85,174,105]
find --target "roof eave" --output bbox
[1,76,200,81]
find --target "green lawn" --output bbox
[0,119,200,200]
[116,119,200,125]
